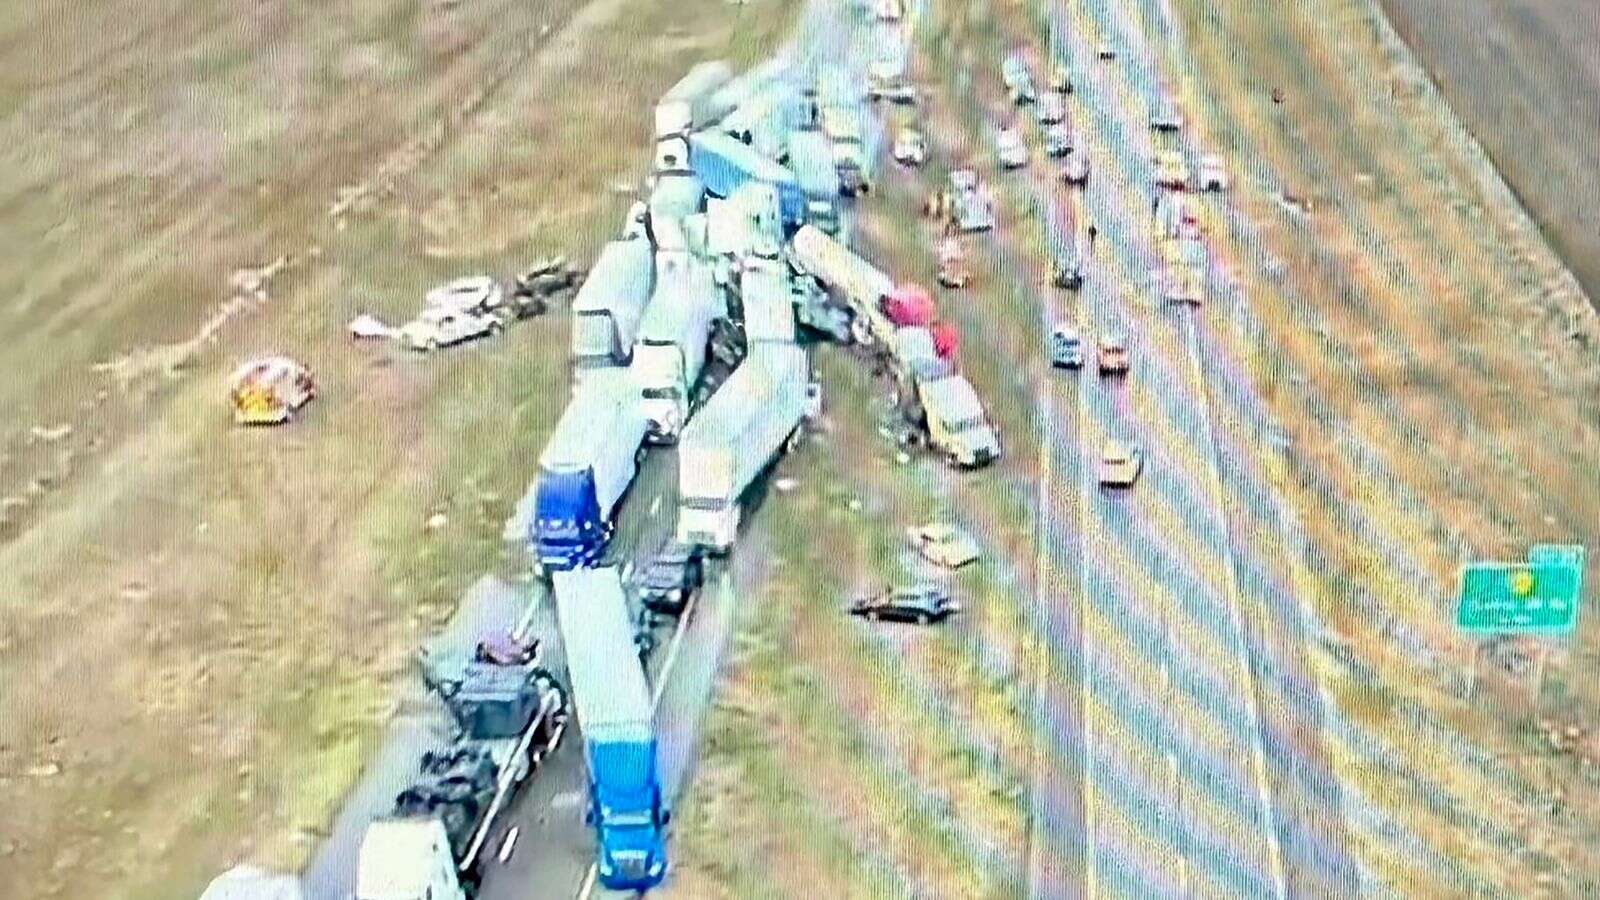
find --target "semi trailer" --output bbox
[654,60,734,139]
[551,567,669,891]
[569,238,654,371]
[353,639,568,900]
[631,256,720,443]
[532,372,649,570]
[676,343,810,551]
[739,267,798,344]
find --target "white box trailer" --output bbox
[631,257,720,443]
[739,268,797,344]
[655,60,735,139]
[570,239,654,369]
[676,343,809,551]
[534,372,650,567]
[789,224,896,346]
[707,182,783,262]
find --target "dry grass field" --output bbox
[0,0,796,897]
[1381,0,1600,311]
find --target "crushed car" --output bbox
[228,356,317,426]
[996,126,1029,169]
[398,306,505,351]
[907,522,981,569]
[893,127,928,166]
[1062,148,1090,186]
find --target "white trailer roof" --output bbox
[661,60,734,105]
[741,270,795,342]
[539,375,639,470]
[649,174,705,221]
[637,258,716,344]
[355,819,445,900]
[920,374,986,422]
[682,344,807,445]
[551,567,653,733]
[571,239,652,316]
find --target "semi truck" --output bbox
[532,372,650,570]
[785,130,842,233]
[655,60,734,139]
[551,567,669,891]
[354,639,569,900]
[790,225,921,348]
[676,344,809,551]
[688,131,807,228]
[631,256,720,443]
[570,238,654,371]
[739,267,797,344]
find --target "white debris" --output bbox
[774,477,799,493]
[28,424,73,443]
[347,314,395,339]
[425,512,449,532]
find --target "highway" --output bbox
[1008,0,1359,895]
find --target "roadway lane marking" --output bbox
[1180,311,1288,899]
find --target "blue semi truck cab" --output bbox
[532,372,649,571]
[551,567,669,890]
[588,721,669,887]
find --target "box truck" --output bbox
[688,131,807,228]
[570,238,654,370]
[676,344,809,551]
[706,181,783,262]
[551,567,669,891]
[630,256,720,443]
[531,372,649,570]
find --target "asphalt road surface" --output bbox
[1012,0,1357,894]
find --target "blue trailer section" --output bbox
[531,371,648,570]
[551,567,668,891]
[688,131,807,229]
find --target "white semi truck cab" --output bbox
[356,818,467,900]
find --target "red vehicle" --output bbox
[882,283,937,327]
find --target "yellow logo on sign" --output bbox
[1511,569,1535,598]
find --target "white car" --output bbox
[1149,97,1184,131]
[1044,123,1073,158]
[425,275,504,314]
[1197,154,1229,191]
[893,128,928,166]
[1062,148,1090,185]
[1154,151,1190,189]
[1036,93,1066,125]
[996,127,1028,169]
[399,307,504,351]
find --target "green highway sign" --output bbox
[1457,545,1587,636]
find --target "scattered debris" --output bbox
[425,512,449,532]
[347,314,395,340]
[28,424,72,443]
[907,522,980,569]
[228,356,317,425]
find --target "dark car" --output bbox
[848,585,960,624]
[639,541,705,614]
